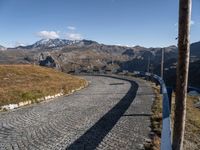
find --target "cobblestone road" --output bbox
[0,75,155,150]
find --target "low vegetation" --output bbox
[0,65,87,107]
[147,87,200,150]
[171,95,200,150]
[145,85,162,150]
[184,96,200,149]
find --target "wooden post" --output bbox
[147,56,150,72]
[172,0,192,150]
[161,48,164,79]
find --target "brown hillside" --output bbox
[0,65,87,106]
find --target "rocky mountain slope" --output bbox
[0,45,6,51]
[1,39,200,87]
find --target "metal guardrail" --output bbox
[77,71,172,149]
[132,71,172,150]
[188,86,200,93]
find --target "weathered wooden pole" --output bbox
[147,56,150,72]
[161,48,164,79]
[172,0,192,150]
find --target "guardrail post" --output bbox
[160,85,163,94]
[167,87,173,113]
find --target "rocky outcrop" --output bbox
[37,52,61,70]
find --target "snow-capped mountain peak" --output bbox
[14,38,98,50]
[32,38,77,48]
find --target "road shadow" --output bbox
[122,113,151,117]
[66,76,139,150]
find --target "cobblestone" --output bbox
[0,76,154,150]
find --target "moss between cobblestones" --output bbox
[0,64,87,107]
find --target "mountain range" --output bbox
[0,45,6,51]
[1,38,200,87]
[9,39,98,50]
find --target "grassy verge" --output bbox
[147,88,200,150]
[0,65,87,107]
[126,73,200,149]
[171,95,200,150]
[145,85,162,150]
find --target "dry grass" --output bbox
[145,84,200,150]
[0,64,87,107]
[184,96,200,149]
[171,95,200,150]
[145,85,162,150]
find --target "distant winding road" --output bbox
[0,75,155,150]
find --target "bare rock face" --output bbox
[38,53,60,69]
[122,49,135,57]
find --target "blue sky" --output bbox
[0,0,199,47]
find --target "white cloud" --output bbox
[37,28,83,41]
[116,44,132,47]
[14,42,27,47]
[5,41,29,48]
[67,26,76,30]
[37,31,60,39]
[191,20,195,25]
[66,33,82,40]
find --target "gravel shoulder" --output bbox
[0,75,155,150]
